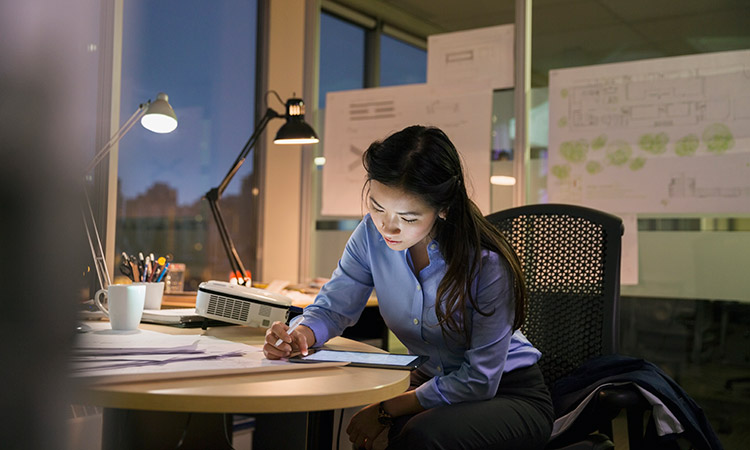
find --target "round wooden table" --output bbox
[74,323,410,449]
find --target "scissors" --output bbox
[119,252,134,281]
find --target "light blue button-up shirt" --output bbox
[302,214,541,409]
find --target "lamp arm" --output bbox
[85,103,148,174]
[81,102,150,292]
[82,185,112,291]
[206,195,248,282]
[203,107,280,285]
[213,107,281,198]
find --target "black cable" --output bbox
[336,408,345,450]
[266,90,285,109]
[174,413,192,449]
[173,413,237,450]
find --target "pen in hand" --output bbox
[274,315,306,354]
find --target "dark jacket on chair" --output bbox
[550,355,723,450]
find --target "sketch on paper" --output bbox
[322,84,493,216]
[548,49,750,213]
[427,24,514,90]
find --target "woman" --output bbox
[264,125,553,449]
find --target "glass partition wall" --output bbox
[308,2,750,445]
[527,5,750,443]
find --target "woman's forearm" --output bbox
[381,390,424,417]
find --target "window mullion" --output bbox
[364,20,381,88]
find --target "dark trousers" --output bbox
[386,364,554,450]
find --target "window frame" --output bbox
[98,0,266,287]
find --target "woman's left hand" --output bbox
[346,403,386,450]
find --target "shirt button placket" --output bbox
[413,283,422,329]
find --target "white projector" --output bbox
[195,280,291,328]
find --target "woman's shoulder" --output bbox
[479,247,505,266]
[354,214,377,236]
[347,214,382,248]
[476,247,512,280]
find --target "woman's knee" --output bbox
[387,410,448,450]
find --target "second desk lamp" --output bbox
[204,92,319,286]
[83,92,178,292]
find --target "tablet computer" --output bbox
[289,349,428,370]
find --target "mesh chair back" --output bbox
[486,204,624,387]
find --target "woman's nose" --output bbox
[382,217,400,234]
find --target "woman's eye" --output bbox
[402,217,417,223]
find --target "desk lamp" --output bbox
[204,92,318,286]
[83,93,178,291]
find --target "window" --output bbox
[115,0,258,291]
[319,12,366,109]
[311,10,428,279]
[379,34,426,87]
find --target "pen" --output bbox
[138,252,145,281]
[156,261,170,282]
[144,255,151,281]
[274,314,305,347]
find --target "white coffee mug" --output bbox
[133,281,165,310]
[94,284,146,330]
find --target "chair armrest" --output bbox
[597,385,648,409]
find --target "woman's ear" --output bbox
[438,209,448,220]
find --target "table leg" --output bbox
[101,408,232,450]
[101,408,336,449]
[254,410,334,450]
[307,410,335,449]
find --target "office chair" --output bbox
[487,204,649,449]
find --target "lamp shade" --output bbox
[273,98,319,145]
[140,92,178,133]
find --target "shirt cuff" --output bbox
[301,317,330,348]
[414,377,451,409]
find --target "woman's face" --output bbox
[367,180,442,251]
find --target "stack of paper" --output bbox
[71,322,295,384]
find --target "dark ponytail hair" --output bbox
[362,125,527,340]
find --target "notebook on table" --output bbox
[141,308,231,327]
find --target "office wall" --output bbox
[260,0,309,283]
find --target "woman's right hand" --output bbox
[263,321,314,360]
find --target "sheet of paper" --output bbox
[427,24,514,91]
[548,49,750,213]
[322,84,493,216]
[140,308,204,325]
[620,214,639,285]
[71,351,245,372]
[141,308,199,317]
[72,322,343,385]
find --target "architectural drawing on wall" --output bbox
[548,49,750,214]
[349,99,396,121]
[427,24,514,91]
[322,84,493,216]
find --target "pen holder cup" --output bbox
[133,281,165,310]
[94,284,146,331]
